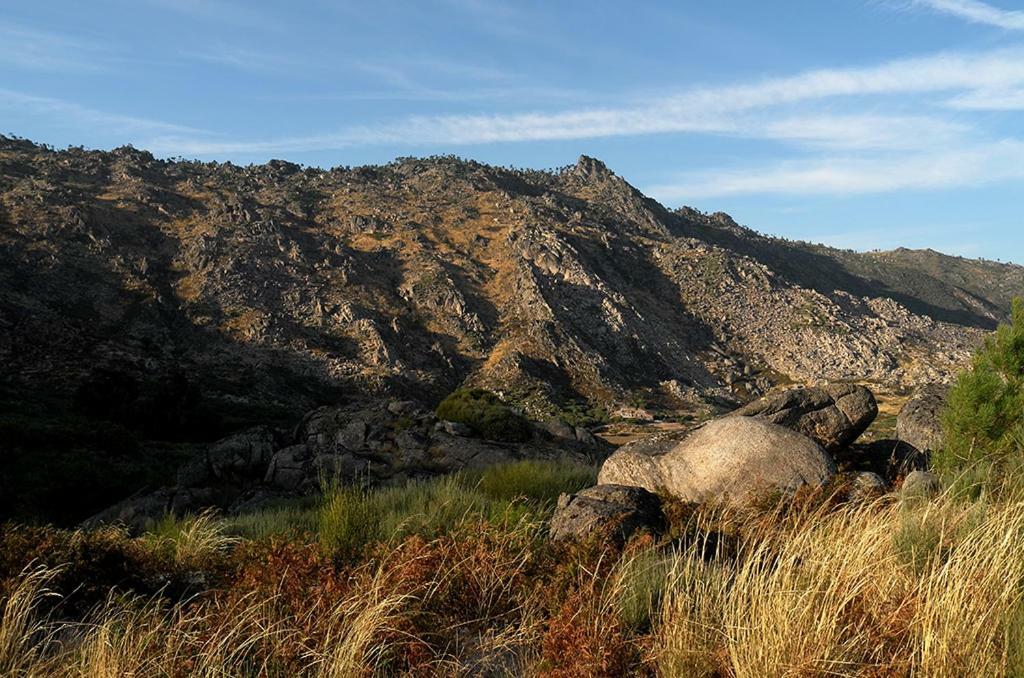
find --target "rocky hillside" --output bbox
[0,136,1015,434]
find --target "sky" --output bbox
[2,0,1023,262]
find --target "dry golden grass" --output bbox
[6,490,1024,676]
[652,495,1024,677]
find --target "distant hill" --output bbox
[0,136,1016,434]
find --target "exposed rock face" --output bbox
[0,137,1006,434]
[598,417,835,504]
[549,484,664,544]
[897,384,948,453]
[733,384,877,452]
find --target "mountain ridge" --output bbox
[0,136,1017,437]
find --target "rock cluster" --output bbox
[573,383,956,535]
[732,384,878,452]
[87,399,605,530]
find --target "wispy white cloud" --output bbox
[911,0,1024,30]
[144,45,1024,156]
[947,86,1024,109]
[0,21,110,72]
[756,114,970,150]
[644,139,1024,200]
[182,46,310,74]
[0,88,204,136]
[142,0,280,31]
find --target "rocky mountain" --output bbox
[0,136,1016,438]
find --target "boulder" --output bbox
[901,470,941,500]
[82,488,173,532]
[574,426,598,447]
[264,445,311,491]
[387,400,420,416]
[540,418,576,442]
[549,484,664,544]
[733,384,877,452]
[438,420,473,437]
[897,384,947,453]
[598,416,835,504]
[848,471,887,500]
[177,426,279,487]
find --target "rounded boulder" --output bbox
[599,416,836,504]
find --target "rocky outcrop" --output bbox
[176,427,279,487]
[897,384,948,453]
[86,399,607,530]
[598,416,835,504]
[732,384,877,452]
[549,484,664,544]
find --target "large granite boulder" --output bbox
[549,484,664,544]
[897,384,947,454]
[598,416,835,504]
[176,426,279,487]
[732,384,878,452]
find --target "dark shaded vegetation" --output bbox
[0,399,194,525]
[435,387,531,442]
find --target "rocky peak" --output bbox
[571,155,614,180]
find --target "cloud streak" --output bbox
[0,89,204,137]
[143,45,1023,156]
[0,21,111,72]
[912,0,1024,30]
[644,139,1024,200]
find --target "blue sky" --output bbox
[2,0,1024,262]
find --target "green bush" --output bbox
[557,401,609,429]
[435,388,531,442]
[935,298,1024,494]
[318,485,379,560]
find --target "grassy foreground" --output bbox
[3,458,1024,676]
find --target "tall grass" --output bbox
[318,459,596,559]
[140,509,239,567]
[0,563,414,676]
[9,462,1024,674]
[651,494,1024,677]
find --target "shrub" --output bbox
[318,485,379,560]
[139,510,239,568]
[435,388,531,442]
[935,298,1024,494]
[557,401,609,429]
